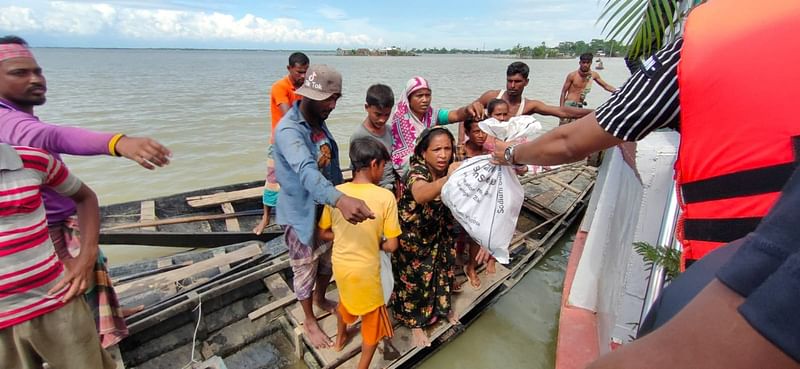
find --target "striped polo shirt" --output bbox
[0,144,82,329]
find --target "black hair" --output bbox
[487,98,509,116]
[463,117,476,132]
[413,127,455,163]
[350,137,390,172]
[506,61,529,79]
[0,35,28,46]
[579,52,594,62]
[288,52,309,67]
[365,84,394,109]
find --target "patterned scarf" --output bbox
[0,43,33,62]
[390,76,436,176]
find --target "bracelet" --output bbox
[108,133,125,157]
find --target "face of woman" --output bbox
[490,103,510,121]
[422,133,453,174]
[408,88,432,117]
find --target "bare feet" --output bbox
[412,328,431,348]
[252,215,269,235]
[120,305,144,317]
[303,318,332,349]
[315,297,338,314]
[487,258,496,275]
[463,265,481,289]
[334,329,348,352]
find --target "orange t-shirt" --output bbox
[269,75,301,143]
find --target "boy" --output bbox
[349,84,396,191]
[318,137,400,369]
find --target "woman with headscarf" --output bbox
[390,76,483,180]
[392,127,461,348]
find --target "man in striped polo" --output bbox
[0,144,115,369]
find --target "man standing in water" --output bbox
[254,52,309,235]
[0,35,171,347]
[559,52,617,125]
[273,64,374,348]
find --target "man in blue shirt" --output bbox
[273,64,374,349]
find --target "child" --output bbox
[318,137,400,369]
[349,84,396,192]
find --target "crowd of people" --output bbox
[3,1,799,367]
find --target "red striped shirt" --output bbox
[0,144,81,329]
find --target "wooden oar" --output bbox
[102,209,263,231]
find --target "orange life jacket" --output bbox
[676,0,800,264]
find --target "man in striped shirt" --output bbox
[0,144,114,369]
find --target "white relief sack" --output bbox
[380,250,394,304]
[441,116,542,264]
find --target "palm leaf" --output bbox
[598,0,701,60]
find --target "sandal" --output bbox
[463,266,481,289]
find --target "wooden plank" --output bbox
[546,176,581,194]
[140,200,157,231]
[221,202,241,232]
[248,275,295,321]
[102,209,262,231]
[115,244,262,296]
[187,187,263,208]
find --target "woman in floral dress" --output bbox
[392,126,460,348]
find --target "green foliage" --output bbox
[633,241,681,281]
[598,0,704,60]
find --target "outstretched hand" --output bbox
[48,250,96,302]
[336,195,375,224]
[475,246,493,264]
[466,101,485,121]
[115,136,172,169]
[491,140,512,165]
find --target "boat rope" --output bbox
[182,292,204,369]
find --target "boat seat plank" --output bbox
[187,187,263,208]
[140,200,157,231]
[221,202,241,232]
[115,244,262,296]
[248,275,296,321]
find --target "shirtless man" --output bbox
[559,53,617,125]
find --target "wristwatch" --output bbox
[504,143,518,165]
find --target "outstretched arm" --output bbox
[593,72,617,93]
[446,100,485,123]
[526,99,592,119]
[560,73,573,107]
[493,112,623,166]
[114,135,172,169]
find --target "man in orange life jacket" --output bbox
[492,0,800,366]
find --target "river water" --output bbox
[31,48,628,368]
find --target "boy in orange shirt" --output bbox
[318,137,400,369]
[254,52,309,235]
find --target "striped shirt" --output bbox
[0,144,82,329]
[596,38,683,141]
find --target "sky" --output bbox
[0,0,608,50]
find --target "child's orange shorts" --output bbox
[338,303,394,346]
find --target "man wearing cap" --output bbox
[0,35,171,347]
[274,64,375,348]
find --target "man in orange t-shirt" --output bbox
[254,52,309,235]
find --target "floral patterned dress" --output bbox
[392,155,456,328]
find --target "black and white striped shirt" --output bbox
[596,38,683,141]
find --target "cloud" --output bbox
[317,5,347,21]
[0,1,379,46]
[0,6,40,31]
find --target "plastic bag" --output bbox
[441,116,542,264]
[380,250,393,304]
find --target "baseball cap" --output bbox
[295,64,342,101]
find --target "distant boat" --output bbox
[595,58,605,70]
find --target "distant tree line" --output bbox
[408,39,627,58]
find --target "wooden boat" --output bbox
[110,164,596,369]
[99,180,282,247]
